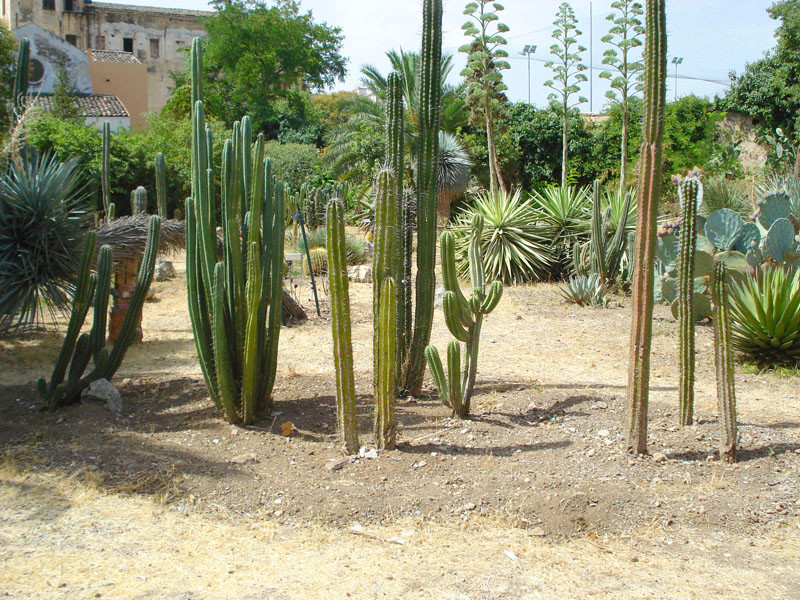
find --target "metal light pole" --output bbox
[672,56,684,101]
[521,44,536,104]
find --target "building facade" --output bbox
[2,0,208,113]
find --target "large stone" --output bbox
[347,264,372,283]
[83,378,123,414]
[154,258,176,281]
[434,287,446,307]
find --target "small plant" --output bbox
[729,265,800,368]
[701,176,749,217]
[712,261,737,463]
[559,273,610,307]
[38,217,161,408]
[451,189,553,284]
[425,214,503,417]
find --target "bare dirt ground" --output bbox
[1,251,799,599]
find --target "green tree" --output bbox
[459,1,511,194]
[599,0,644,190]
[545,2,588,187]
[174,0,345,134]
[51,66,81,122]
[722,0,800,175]
[0,23,17,134]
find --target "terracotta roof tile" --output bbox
[26,93,129,118]
[90,50,141,64]
[89,2,211,18]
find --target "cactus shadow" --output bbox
[398,439,572,457]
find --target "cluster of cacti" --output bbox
[12,38,29,119]
[101,122,114,220]
[294,182,345,230]
[404,0,443,396]
[132,186,148,215]
[155,152,168,219]
[185,38,285,425]
[425,215,503,418]
[712,262,737,463]
[626,0,667,455]
[327,199,359,453]
[676,174,701,426]
[38,217,161,408]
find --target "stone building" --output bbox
[2,0,209,114]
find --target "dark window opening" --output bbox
[95,35,105,50]
[29,59,44,84]
[42,0,55,10]
[63,0,73,11]
[149,38,159,59]
[123,37,133,53]
[65,34,77,46]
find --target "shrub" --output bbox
[451,189,553,284]
[729,266,800,367]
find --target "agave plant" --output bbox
[601,185,637,236]
[528,185,591,275]
[702,176,751,217]
[0,151,91,332]
[451,189,553,284]
[729,266,800,367]
[437,131,472,225]
[559,273,610,307]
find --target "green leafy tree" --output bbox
[173,0,345,134]
[459,1,511,194]
[0,23,17,134]
[722,0,800,175]
[545,2,588,187]
[599,0,644,189]
[51,66,81,122]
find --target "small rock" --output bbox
[531,527,546,537]
[462,502,477,512]
[82,378,123,414]
[597,429,610,438]
[326,457,352,471]
[586,448,596,457]
[653,452,667,463]
[146,285,157,300]
[347,264,372,283]
[434,287,446,308]
[230,453,259,465]
[364,449,378,460]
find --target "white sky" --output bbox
[109,0,780,111]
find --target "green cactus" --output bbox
[303,247,327,275]
[712,261,737,463]
[704,208,742,251]
[626,0,667,455]
[133,186,148,215]
[38,217,161,408]
[425,215,503,417]
[757,193,791,230]
[375,277,397,449]
[677,175,701,427]
[373,168,397,391]
[405,0,443,396]
[327,199,359,454]
[13,38,29,119]
[764,218,795,262]
[186,39,285,425]
[102,122,112,220]
[155,152,168,219]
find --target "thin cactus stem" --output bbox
[404,0,443,396]
[155,152,168,219]
[373,168,397,393]
[626,0,667,455]
[13,38,29,119]
[327,198,359,453]
[102,122,111,220]
[712,262,737,463]
[376,277,397,449]
[677,176,699,426]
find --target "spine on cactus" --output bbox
[133,186,148,215]
[155,152,168,219]
[102,122,111,220]
[373,168,397,391]
[591,181,608,282]
[626,0,667,455]
[328,198,359,453]
[405,0,443,396]
[386,71,407,379]
[712,262,737,463]
[13,38,29,118]
[375,277,397,449]
[677,176,700,426]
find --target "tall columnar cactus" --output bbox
[155,152,168,219]
[327,198,359,453]
[677,175,701,426]
[133,186,148,215]
[375,277,397,449]
[712,262,737,463]
[38,217,161,408]
[405,0,443,396]
[186,39,285,425]
[373,168,397,390]
[101,122,113,220]
[13,37,29,119]
[425,215,503,417]
[386,70,409,381]
[626,0,667,455]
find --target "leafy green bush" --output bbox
[451,189,553,284]
[729,266,800,367]
[263,140,328,193]
[0,151,91,331]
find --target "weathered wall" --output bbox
[89,52,148,129]
[14,22,91,94]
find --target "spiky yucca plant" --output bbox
[0,151,90,332]
[729,266,800,367]
[559,273,610,307]
[451,189,553,284]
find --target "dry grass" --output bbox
[1,469,799,600]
